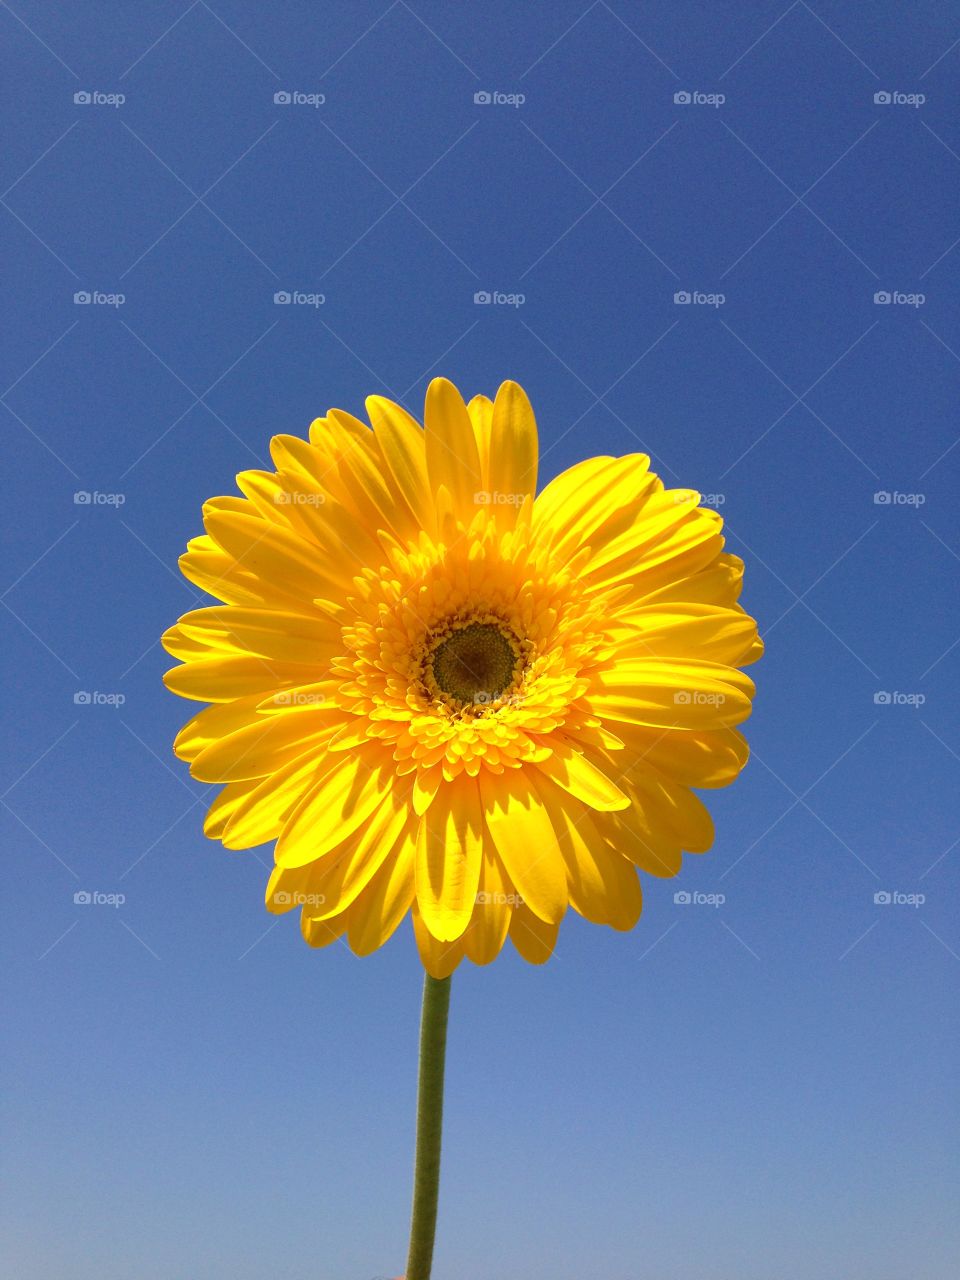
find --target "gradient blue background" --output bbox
[2,3,959,1277]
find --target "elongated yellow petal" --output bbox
[415,774,484,942]
[534,742,630,811]
[479,770,567,924]
[424,377,483,520]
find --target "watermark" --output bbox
[474,290,525,307]
[476,891,524,907]
[274,290,325,307]
[274,90,325,107]
[74,690,126,707]
[674,290,725,307]
[873,890,925,907]
[674,690,726,706]
[674,90,725,108]
[274,491,326,506]
[873,490,925,506]
[270,691,326,706]
[74,290,125,307]
[74,90,125,108]
[674,890,725,907]
[474,490,525,507]
[474,90,525,108]
[74,490,125,506]
[873,690,925,707]
[272,891,326,907]
[873,290,925,307]
[873,91,925,108]
[74,890,125,907]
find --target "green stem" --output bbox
[404,973,452,1280]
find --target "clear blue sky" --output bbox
[2,3,958,1277]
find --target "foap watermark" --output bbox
[874,890,925,907]
[476,891,524,907]
[269,690,326,707]
[873,490,925,506]
[74,490,125,506]
[274,90,325,107]
[873,690,925,707]
[474,290,525,307]
[274,290,325,307]
[874,290,925,307]
[474,490,525,507]
[74,90,125,108]
[874,90,925,108]
[674,90,725,108]
[474,90,525,108]
[74,690,126,707]
[674,690,726,706]
[274,491,326,506]
[74,290,125,307]
[674,890,726,907]
[74,890,125,907]
[272,891,326,907]
[674,290,725,307]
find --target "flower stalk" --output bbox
[405,973,452,1280]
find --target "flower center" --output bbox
[427,620,521,709]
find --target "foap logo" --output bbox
[476,890,524,907]
[474,490,526,507]
[74,90,125,108]
[73,490,126,506]
[674,689,726,706]
[674,290,725,307]
[873,491,925,506]
[274,290,325,307]
[271,890,327,907]
[273,491,326,506]
[473,90,526,108]
[874,890,925,907]
[873,290,925,307]
[873,690,926,707]
[74,690,126,707]
[273,90,325,107]
[473,290,526,307]
[74,290,125,307]
[874,90,925,108]
[674,89,725,108]
[74,890,126,907]
[674,890,726,907]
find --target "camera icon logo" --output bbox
[674,890,692,904]
[473,290,492,304]
[74,890,92,904]
[74,291,91,304]
[873,491,891,505]
[674,91,691,105]
[673,290,691,304]
[874,91,891,105]
[274,91,291,105]
[874,891,892,904]
[273,291,291,304]
[674,690,691,704]
[73,491,92,505]
[873,290,891,304]
[873,690,891,704]
[474,91,492,105]
[273,891,291,905]
[74,91,91,105]
[74,690,92,704]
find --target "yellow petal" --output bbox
[348,823,417,956]
[509,902,559,964]
[276,752,393,869]
[487,381,538,527]
[424,377,483,520]
[534,741,630,811]
[415,774,484,942]
[479,769,567,924]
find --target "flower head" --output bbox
[163,378,761,975]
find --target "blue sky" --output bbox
[2,2,958,1277]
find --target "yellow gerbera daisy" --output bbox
[163,378,761,976]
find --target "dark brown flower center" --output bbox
[429,622,519,706]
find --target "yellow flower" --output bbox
[163,378,761,975]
